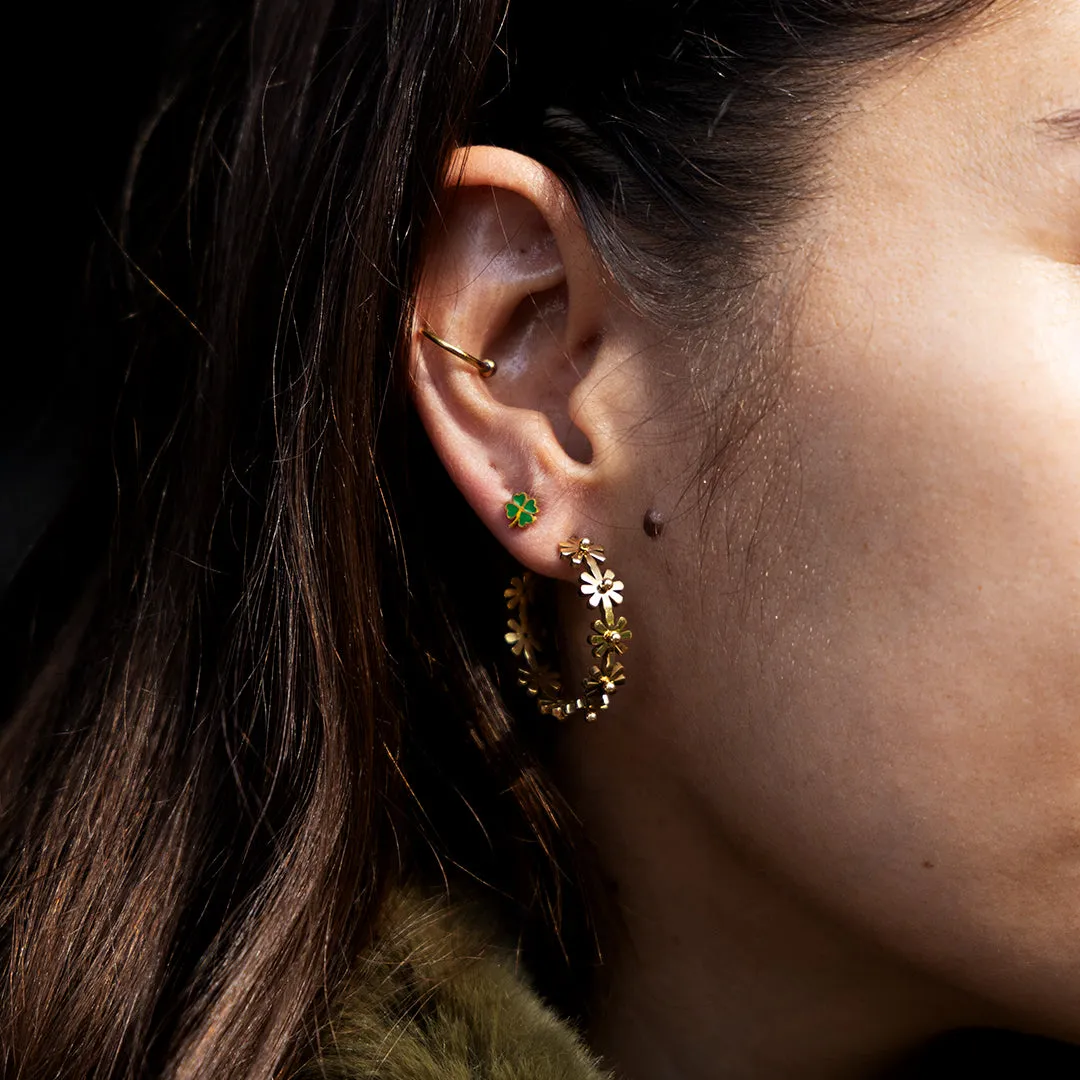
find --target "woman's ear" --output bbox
[410,147,625,581]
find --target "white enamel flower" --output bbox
[579,567,624,608]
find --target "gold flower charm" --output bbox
[518,664,563,699]
[585,659,626,696]
[579,567,624,608]
[558,537,606,564]
[504,618,536,667]
[503,574,534,610]
[589,615,633,657]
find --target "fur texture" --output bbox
[297,889,611,1080]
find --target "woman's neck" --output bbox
[559,738,992,1080]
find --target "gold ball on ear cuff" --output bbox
[503,537,632,722]
[419,325,497,377]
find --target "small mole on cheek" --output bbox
[922,860,935,869]
[643,508,665,539]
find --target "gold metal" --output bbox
[503,537,632,723]
[419,326,497,377]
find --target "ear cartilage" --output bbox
[419,326,497,377]
[505,492,539,528]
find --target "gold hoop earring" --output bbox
[419,326,497,377]
[504,537,632,722]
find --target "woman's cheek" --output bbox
[713,240,1080,1028]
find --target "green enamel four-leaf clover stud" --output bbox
[505,491,539,528]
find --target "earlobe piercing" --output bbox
[419,325,497,377]
[505,492,539,528]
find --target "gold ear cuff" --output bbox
[504,537,632,722]
[419,326,497,377]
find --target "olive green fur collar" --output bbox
[298,889,612,1080]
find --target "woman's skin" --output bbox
[411,1,1079,1076]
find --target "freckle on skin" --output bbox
[922,861,935,869]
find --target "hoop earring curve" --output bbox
[504,537,632,722]
[419,326,497,377]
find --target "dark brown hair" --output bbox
[1,2,994,1077]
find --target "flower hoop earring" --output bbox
[504,537,632,722]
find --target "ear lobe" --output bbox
[410,147,614,580]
